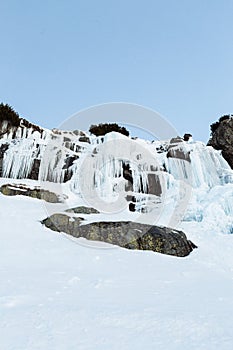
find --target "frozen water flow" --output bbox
[0,127,233,233]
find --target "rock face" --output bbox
[0,184,65,203]
[41,214,197,257]
[208,116,233,168]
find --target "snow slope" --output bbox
[1,178,233,350]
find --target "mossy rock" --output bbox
[41,216,197,257]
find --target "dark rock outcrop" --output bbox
[65,206,100,214]
[79,136,90,143]
[0,183,65,203]
[41,214,197,257]
[0,144,9,174]
[147,173,162,196]
[167,137,191,162]
[42,214,85,234]
[122,162,134,192]
[28,159,41,180]
[208,115,233,168]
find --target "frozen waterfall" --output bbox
[0,128,233,233]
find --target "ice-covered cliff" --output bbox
[0,115,233,235]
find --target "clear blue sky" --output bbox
[0,0,233,141]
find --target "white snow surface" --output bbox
[1,176,233,349]
[1,131,233,349]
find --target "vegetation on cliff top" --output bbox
[89,123,129,137]
[0,103,42,132]
[0,103,21,126]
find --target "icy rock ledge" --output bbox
[0,183,66,203]
[41,214,197,257]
